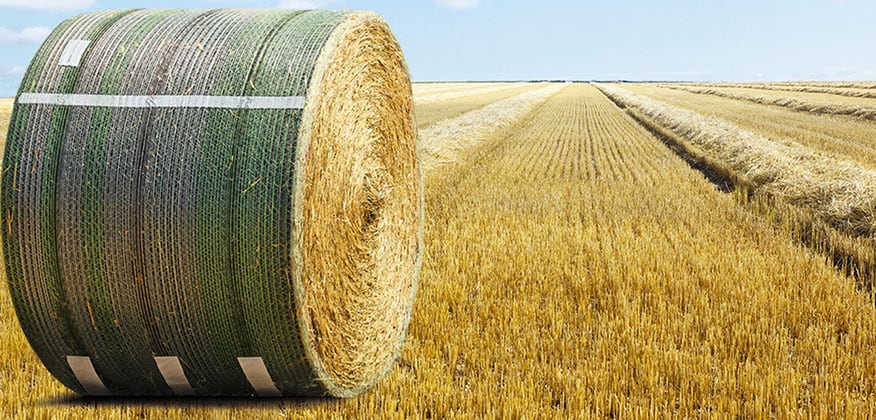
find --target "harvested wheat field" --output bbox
[3,81,876,417]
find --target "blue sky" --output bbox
[1,0,875,96]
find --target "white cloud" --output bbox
[436,0,480,9]
[0,0,94,11]
[772,66,876,82]
[276,0,334,8]
[0,26,51,44]
[0,66,25,97]
[0,65,26,78]
[811,66,876,81]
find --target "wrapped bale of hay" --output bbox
[2,8,421,398]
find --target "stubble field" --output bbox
[2,80,876,417]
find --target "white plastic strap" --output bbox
[66,355,111,396]
[58,39,91,67]
[154,356,195,396]
[17,93,307,109]
[237,357,282,397]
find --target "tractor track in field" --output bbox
[595,84,736,193]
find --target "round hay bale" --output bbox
[1,8,421,398]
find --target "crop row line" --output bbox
[594,83,876,239]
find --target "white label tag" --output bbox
[66,355,111,396]
[238,357,282,397]
[58,39,91,67]
[154,356,195,396]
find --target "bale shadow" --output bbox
[36,393,338,410]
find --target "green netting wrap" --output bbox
[2,8,421,398]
